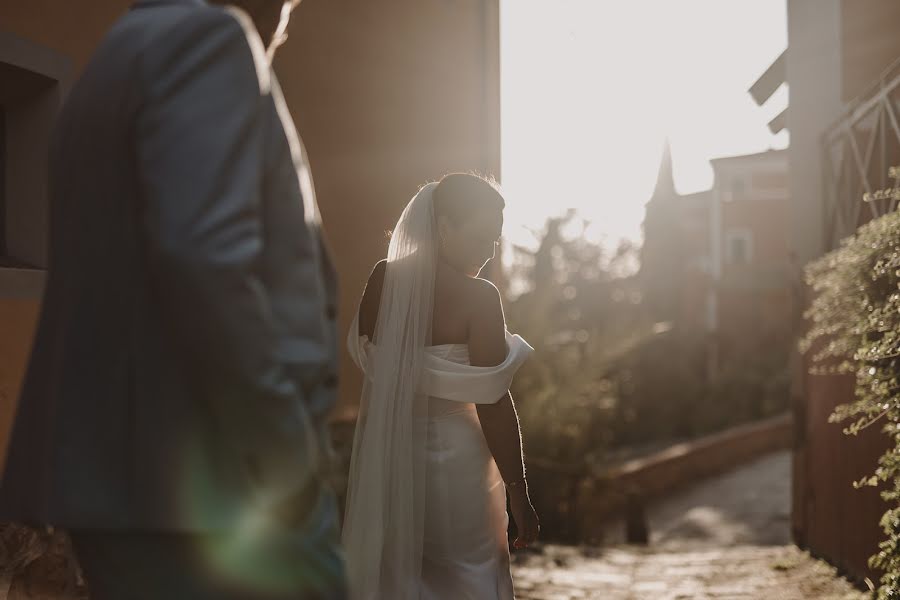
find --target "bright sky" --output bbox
[500,0,789,250]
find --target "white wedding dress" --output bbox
[347,313,533,599]
[341,181,533,600]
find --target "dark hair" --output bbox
[432,173,505,225]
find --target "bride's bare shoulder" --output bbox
[463,276,504,319]
[466,276,501,299]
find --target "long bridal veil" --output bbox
[342,183,438,599]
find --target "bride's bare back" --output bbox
[359,259,503,351]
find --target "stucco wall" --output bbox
[274,0,501,417]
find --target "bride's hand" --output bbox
[508,485,539,549]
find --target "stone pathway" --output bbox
[512,451,868,599]
[512,544,866,599]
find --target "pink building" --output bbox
[641,145,791,378]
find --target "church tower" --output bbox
[650,139,676,202]
[639,140,685,322]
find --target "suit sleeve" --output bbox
[136,8,318,502]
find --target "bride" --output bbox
[343,173,540,599]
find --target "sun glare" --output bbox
[500,0,789,251]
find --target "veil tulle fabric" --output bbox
[342,183,438,599]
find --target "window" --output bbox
[725,229,753,265]
[727,177,746,202]
[730,237,748,264]
[0,34,71,270]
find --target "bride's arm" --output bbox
[468,281,523,486]
[477,391,528,486]
[469,281,539,548]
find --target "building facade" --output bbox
[708,150,792,374]
[0,0,501,468]
[640,146,792,380]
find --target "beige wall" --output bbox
[275,0,500,417]
[786,0,844,265]
[0,0,501,469]
[782,1,844,543]
[0,2,131,71]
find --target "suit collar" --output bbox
[132,0,206,8]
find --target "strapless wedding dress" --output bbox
[347,314,533,599]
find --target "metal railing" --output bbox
[822,56,900,248]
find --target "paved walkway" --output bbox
[513,543,866,599]
[512,451,868,599]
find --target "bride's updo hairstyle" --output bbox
[432,173,505,226]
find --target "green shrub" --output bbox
[802,172,900,598]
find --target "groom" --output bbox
[0,0,345,598]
